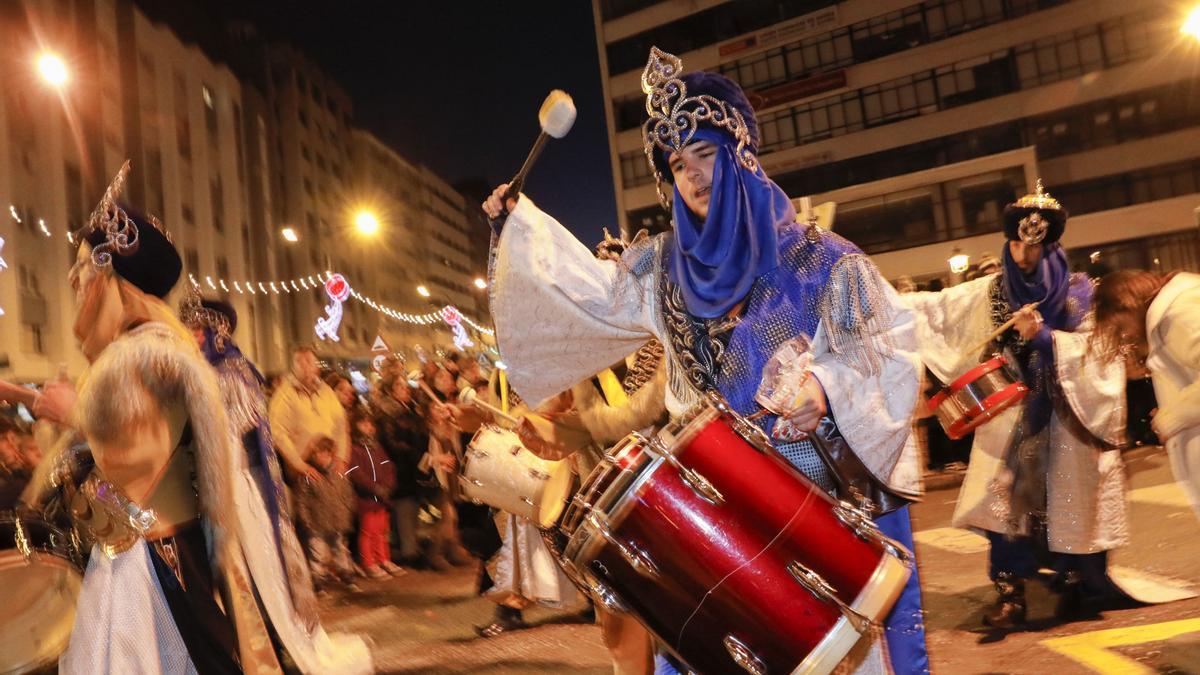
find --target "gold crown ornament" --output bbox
[640,47,758,210]
[1013,179,1063,245]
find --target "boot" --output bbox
[1053,571,1100,621]
[983,572,1026,628]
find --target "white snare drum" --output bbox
[461,424,573,527]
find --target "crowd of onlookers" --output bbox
[264,345,490,592]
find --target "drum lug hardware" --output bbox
[644,435,724,506]
[14,516,32,560]
[787,561,871,633]
[833,502,913,565]
[509,444,522,456]
[586,575,628,613]
[521,496,535,506]
[588,513,659,579]
[678,465,723,505]
[723,634,766,675]
[529,468,551,481]
[460,476,485,489]
[473,449,489,459]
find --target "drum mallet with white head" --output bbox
[489,90,577,229]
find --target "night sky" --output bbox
[212,1,619,247]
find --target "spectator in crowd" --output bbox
[0,417,29,510]
[373,373,429,568]
[269,346,349,481]
[420,366,475,570]
[296,435,359,592]
[348,410,405,579]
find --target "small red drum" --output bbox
[928,354,1028,440]
[563,398,912,675]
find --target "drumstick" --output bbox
[964,301,1041,356]
[0,379,38,407]
[466,397,521,425]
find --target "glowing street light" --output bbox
[416,285,431,298]
[473,277,487,290]
[37,52,69,87]
[948,249,970,275]
[1183,6,1200,41]
[281,227,299,243]
[354,210,380,236]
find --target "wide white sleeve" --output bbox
[1053,326,1127,447]
[1152,291,1200,440]
[898,274,996,383]
[808,259,922,486]
[490,196,657,407]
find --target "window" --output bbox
[210,177,224,229]
[202,84,218,144]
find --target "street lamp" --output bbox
[281,227,299,243]
[354,210,380,236]
[1183,6,1200,40]
[948,249,970,275]
[473,277,487,290]
[416,285,431,298]
[36,52,69,88]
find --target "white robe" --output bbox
[1146,272,1200,520]
[902,274,1129,553]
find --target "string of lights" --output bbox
[186,270,495,336]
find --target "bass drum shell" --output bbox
[0,512,85,674]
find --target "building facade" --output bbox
[0,0,272,380]
[0,0,487,383]
[594,0,1200,281]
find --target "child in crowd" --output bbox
[296,435,359,591]
[348,411,404,579]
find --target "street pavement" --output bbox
[321,446,1200,674]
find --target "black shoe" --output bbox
[983,573,1027,628]
[473,616,526,638]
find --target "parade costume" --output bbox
[903,182,1129,624]
[180,292,371,671]
[58,164,370,674]
[489,49,928,673]
[1145,273,1200,518]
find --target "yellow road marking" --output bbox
[1040,618,1200,674]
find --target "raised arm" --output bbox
[487,188,658,406]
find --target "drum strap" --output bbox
[808,417,909,516]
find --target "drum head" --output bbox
[0,553,82,673]
[534,463,573,528]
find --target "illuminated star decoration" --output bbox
[0,236,6,316]
[442,306,474,350]
[314,273,351,342]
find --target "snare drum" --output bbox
[564,400,912,675]
[929,354,1028,440]
[460,424,573,528]
[0,511,85,673]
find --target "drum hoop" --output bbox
[929,355,1008,408]
[565,453,666,567]
[945,382,1028,439]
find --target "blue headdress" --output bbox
[640,48,794,319]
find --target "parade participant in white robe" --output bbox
[1093,270,1200,519]
[29,164,371,674]
[902,181,1129,627]
[485,48,927,674]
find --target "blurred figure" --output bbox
[372,374,428,568]
[419,366,476,570]
[1094,269,1200,519]
[347,411,404,579]
[296,436,359,592]
[269,346,350,481]
[0,417,29,509]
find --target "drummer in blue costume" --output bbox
[485,47,929,674]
